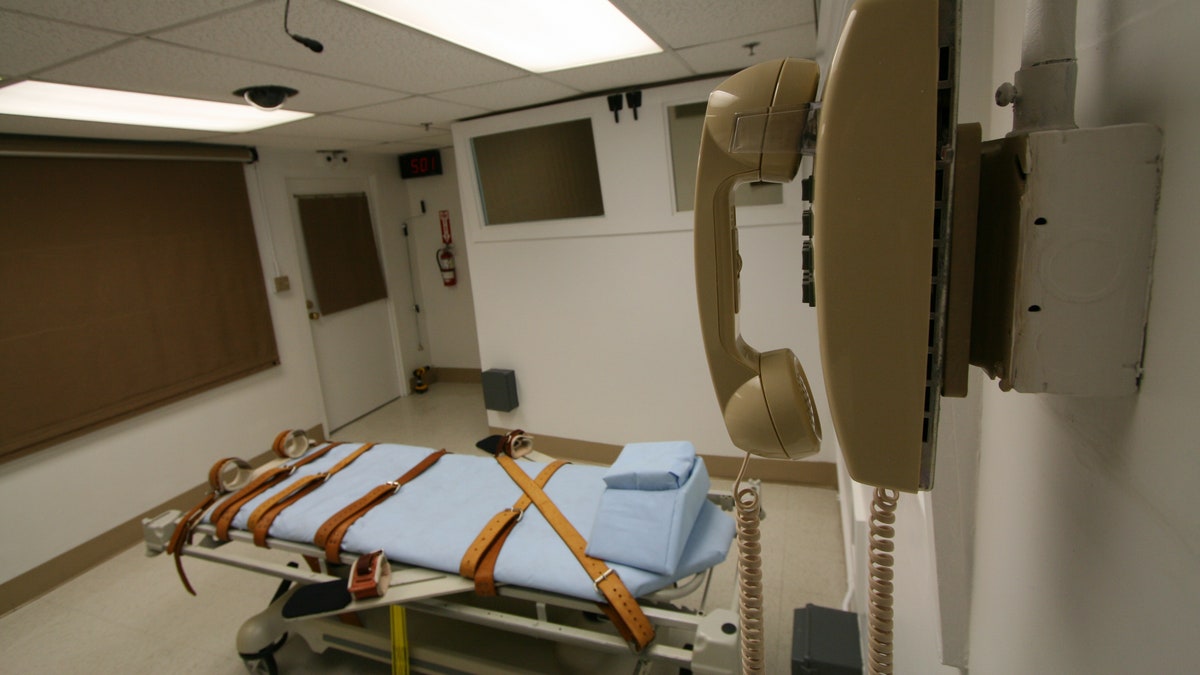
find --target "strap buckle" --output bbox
[348,550,390,600]
[592,567,615,591]
[506,507,525,523]
[387,480,403,494]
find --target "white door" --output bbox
[289,178,402,431]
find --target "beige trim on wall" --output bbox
[0,444,277,617]
[435,368,482,383]
[488,426,838,487]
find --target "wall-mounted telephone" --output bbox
[697,1,1160,673]
[694,1,959,673]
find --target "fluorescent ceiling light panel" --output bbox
[337,0,662,72]
[0,81,312,132]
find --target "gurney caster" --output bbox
[236,578,296,674]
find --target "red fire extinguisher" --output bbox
[436,245,456,286]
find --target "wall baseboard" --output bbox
[488,426,838,487]
[306,423,326,443]
[434,367,482,383]
[0,446,276,618]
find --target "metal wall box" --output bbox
[792,603,862,674]
[971,124,1161,394]
[481,369,519,412]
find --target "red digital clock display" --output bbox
[399,149,443,179]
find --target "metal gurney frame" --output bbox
[142,455,744,674]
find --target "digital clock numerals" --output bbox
[399,149,443,179]
[408,154,436,175]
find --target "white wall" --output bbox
[400,151,482,370]
[0,147,416,586]
[844,1,1200,672]
[966,1,1200,672]
[452,78,839,461]
[826,1,1200,672]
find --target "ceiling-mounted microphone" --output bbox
[284,0,324,53]
[290,34,324,53]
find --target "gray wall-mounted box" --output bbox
[792,604,861,674]
[482,369,519,412]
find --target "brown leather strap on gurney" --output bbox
[499,429,533,458]
[494,454,656,651]
[209,442,341,540]
[459,460,567,595]
[167,456,251,595]
[247,443,377,547]
[314,449,448,563]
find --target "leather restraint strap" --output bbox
[167,457,251,595]
[209,442,341,540]
[500,429,533,458]
[494,454,656,651]
[459,460,567,596]
[314,449,448,563]
[247,443,377,547]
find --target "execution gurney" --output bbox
[143,430,745,674]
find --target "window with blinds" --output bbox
[0,137,278,462]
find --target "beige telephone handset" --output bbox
[694,58,822,460]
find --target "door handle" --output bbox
[309,311,321,320]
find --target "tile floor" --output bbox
[0,383,846,674]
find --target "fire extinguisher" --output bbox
[436,245,456,286]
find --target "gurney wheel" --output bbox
[240,631,286,675]
[241,653,278,675]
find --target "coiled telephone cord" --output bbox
[733,452,764,674]
[867,487,899,675]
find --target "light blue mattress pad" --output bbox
[208,443,735,602]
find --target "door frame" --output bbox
[286,174,407,431]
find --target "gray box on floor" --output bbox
[481,369,519,412]
[792,604,862,674]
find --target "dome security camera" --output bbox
[233,85,299,111]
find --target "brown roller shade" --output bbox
[297,193,388,316]
[0,149,278,463]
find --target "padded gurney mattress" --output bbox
[208,442,735,603]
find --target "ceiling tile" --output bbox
[543,52,695,94]
[0,12,127,77]
[35,39,405,112]
[675,25,819,74]
[340,96,488,127]
[0,0,831,149]
[155,0,526,95]
[619,0,816,49]
[436,76,582,113]
[0,0,258,35]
